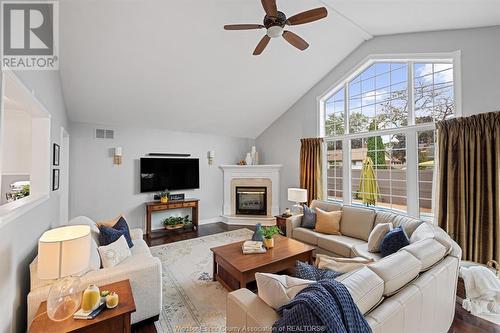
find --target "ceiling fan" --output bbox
[224,0,328,55]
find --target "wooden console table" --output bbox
[145,199,199,238]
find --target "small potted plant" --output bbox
[182,215,193,230]
[163,216,184,230]
[158,189,170,203]
[262,226,282,249]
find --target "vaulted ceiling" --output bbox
[59,0,500,138]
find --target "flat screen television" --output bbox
[140,158,199,192]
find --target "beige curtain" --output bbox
[300,138,323,205]
[436,111,500,264]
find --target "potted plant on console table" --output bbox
[262,226,282,249]
[158,189,170,203]
[164,216,184,230]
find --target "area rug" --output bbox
[150,228,254,333]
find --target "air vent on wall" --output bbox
[95,128,114,139]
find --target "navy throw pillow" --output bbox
[300,205,316,229]
[98,216,134,248]
[295,261,342,281]
[380,226,409,257]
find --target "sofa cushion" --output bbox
[410,222,453,254]
[293,227,319,245]
[353,243,383,261]
[337,267,385,315]
[131,238,151,256]
[310,200,342,212]
[314,209,342,235]
[367,222,393,252]
[98,217,134,248]
[380,226,409,257]
[391,215,423,238]
[317,234,365,257]
[340,205,376,241]
[300,205,316,229]
[98,235,132,268]
[399,238,447,271]
[255,273,314,310]
[374,211,396,226]
[316,254,374,274]
[368,251,422,296]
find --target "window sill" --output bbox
[0,193,50,228]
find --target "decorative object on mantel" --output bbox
[238,159,246,165]
[245,153,253,166]
[288,188,307,215]
[251,146,259,165]
[113,147,122,165]
[53,143,60,166]
[252,223,265,241]
[52,169,60,191]
[158,189,170,203]
[37,225,91,321]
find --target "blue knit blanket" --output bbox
[272,279,372,333]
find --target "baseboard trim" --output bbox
[199,217,221,225]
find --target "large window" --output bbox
[321,56,458,220]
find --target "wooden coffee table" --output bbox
[211,235,315,291]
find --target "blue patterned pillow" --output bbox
[380,226,409,257]
[295,261,342,281]
[300,205,316,229]
[98,216,134,248]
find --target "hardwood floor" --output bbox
[137,223,500,333]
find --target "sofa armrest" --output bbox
[227,288,279,332]
[130,228,144,240]
[27,253,161,328]
[286,214,303,238]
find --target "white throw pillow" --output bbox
[367,223,393,252]
[316,254,374,273]
[98,235,131,268]
[255,273,314,310]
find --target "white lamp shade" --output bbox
[288,188,308,203]
[114,147,122,156]
[37,225,91,279]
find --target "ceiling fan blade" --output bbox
[253,35,271,55]
[224,24,265,30]
[287,7,328,26]
[282,31,309,51]
[261,0,277,17]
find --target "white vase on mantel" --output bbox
[245,153,253,166]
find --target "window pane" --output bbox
[327,141,343,201]
[350,133,407,213]
[418,130,435,220]
[414,63,454,123]
[325,88,345,136]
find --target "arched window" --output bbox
[319,54,459,220]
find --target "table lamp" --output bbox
[287,188,308,214]
[38,225,91,321]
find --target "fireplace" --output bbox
[235,186,267,215]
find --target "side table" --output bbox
[29,279,136,333]
[275,215,289,235]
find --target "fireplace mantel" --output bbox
[220,165,282,225]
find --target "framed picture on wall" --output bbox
[52,169,60,191]
[53,143,60,166]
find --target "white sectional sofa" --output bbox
[227,201,462,333]
[27,216,162,328]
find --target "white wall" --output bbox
[69,122,254,229]
[1,110,32,174]
[256,26,500,211]
[0,71,68,333]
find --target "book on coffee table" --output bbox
[242,241,266,254]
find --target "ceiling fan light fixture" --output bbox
[267,26,283,38]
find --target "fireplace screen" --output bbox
[235,186,267,215]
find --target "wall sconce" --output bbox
[114,147,122,165]
[207,150,215,165]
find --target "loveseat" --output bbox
[227,201,462,333]
[27,216,162,328]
